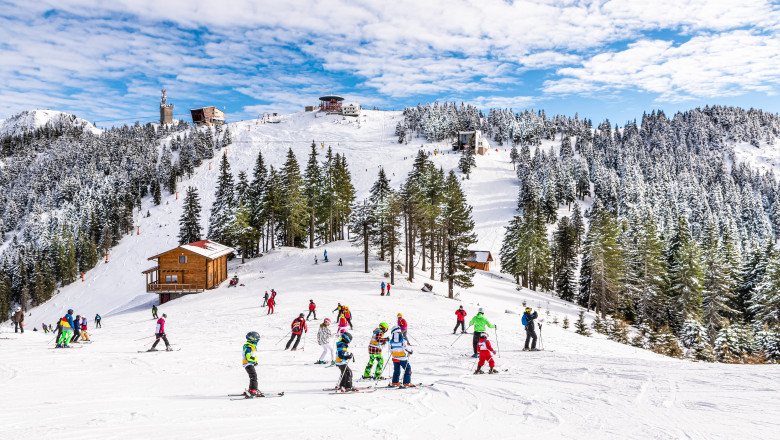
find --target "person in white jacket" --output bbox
[316,318,334,365]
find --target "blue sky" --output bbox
[2,0,780,127]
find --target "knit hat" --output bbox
[478,307,484,313]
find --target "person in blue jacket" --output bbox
[335,332,355,391]
[522,307,539,351]
[56,309,75,348]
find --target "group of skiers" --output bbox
[51,309,92,348]
[263,290,277,314]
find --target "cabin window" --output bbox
[165,275,178,283]
[179,256,187,264]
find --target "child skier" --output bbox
[453,306,467,334]
[316,318,334,365]
[335,332,355,391]
[149,314,172,351]
[285,313,308,350]
[56,309,75,348]
[152,304,158,319]
[363,323,389,380]
[386,283,391,296]
[267,295,276,314]
[344,306,353,329]
[337,313,349,335]
[307,300,317,320]
[262,291,269,307]
[389,326,414,387]
[381,281,386,296]
[42,323,48,334]
[70,315,82,343]
[243,331,261,397]
[397,313,408,341]
[338,258,342,266]
[474,332,498,374]
[80,316,90,341]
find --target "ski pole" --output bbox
[277,331,291,345]
[334,360,348,389]
[495,328,501,358]
[134,335,156,342]
[143,336,162,347]
[539,323,543,350]
[450,324,473,346]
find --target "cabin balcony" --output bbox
[145,281,203,294]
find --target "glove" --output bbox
[407,349,413,355]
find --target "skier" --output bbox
[337,312,349,335]
[307,300,317,320]
[42,323,48,334]
[267,295,276,314]
[70,315,82,343]
[363,323,389,380]
[397,313,408,341]
[453,305,467,334]
[95,313,102,328]
[324,249,328,262]
[381,281,386,296]
[316,318,334,365]
[229,275,239,287]
[338,258,343,266]
[243,331,261,397]
[271,289,277,302]
[12,307,23,333]
[315,256,318,265]
[333,302,344,315]
[149,313,172,351]
[262,291,269,307]
[335,331,355,391]
[468,308,496,358]
[56,309,75,348]
[522,307,539,351]
[152,304,158,319]
[285,313,308,351]
[344,306,354,329]
[80,316,90,342]
[386,283,391,296]
[474,332,498,374]
[389,326,414,387]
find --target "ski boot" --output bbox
[522,348,530,351]
[531,348,541,351]
[374,376,386,381]
[488,368,499,374]
[165,347,173,352]
[291,348,297,351]
[403,383,417,388]
[474,367,484,375]
[147,348,158,352]
[330,361,336,366]
[388,382,401,388]
[471,353,479,358]
[361,375,371,380]
[244,389,263,398]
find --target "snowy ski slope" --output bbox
[1,110,779,439]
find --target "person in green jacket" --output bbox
[468,308,495,357]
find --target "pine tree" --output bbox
[249,151,268,253]
[553,216,578,301]
[349,199,376,273]
[700,222,736,343]
[441,171,478,298]
[751,252,780,327]
[369,168,392,260]
[581,204,624,317]
[304,142,323,248]
[667,216,703,327]
[625,213,666,326]
[207,153,236,245]
[263,167,283,250]
[562,315,570,329]
[178,186,203,245]
[575,311,591,336]
[152,179,162,205]
[458,148,476,179]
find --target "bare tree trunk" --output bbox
[309,207,314,248]
[363,227,369,274]
[447,238,454,299]
[403,212,408,273]
[421,232,426,272]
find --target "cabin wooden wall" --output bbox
[157,248,209,289]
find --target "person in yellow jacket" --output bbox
[243,331,261,397]
[56,309,75,348]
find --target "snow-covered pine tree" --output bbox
[207,153,236,245]
[440,170,477,298]
[575,311,590,336]
[279,148,307,247]
[458,147,476,179]
[369,168,392,260]
[349,199,376,274]
[178,186,202,245]
[304,142,324,249]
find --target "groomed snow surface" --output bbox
[2,111,779,439]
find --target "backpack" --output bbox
[292,319,302,332]
[522,314,529,326]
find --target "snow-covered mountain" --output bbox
[0,109,101,138]
[1,109,779,439]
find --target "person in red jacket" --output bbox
[397,313,408,341]
[267,296,276,315]
[474,332,498,374]
[307,300,317,320]
[285,313,308,351]
[453,305,467,334]
[148,314,172,352]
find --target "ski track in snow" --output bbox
[1,111,780,439]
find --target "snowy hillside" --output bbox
[1,110,779,439]
[0,109,101,137]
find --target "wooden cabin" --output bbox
[462,250,494,271]
[143,240,234,304]
[190,106,226,126]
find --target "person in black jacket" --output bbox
[522,307,539,351]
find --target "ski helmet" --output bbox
[67,309,74,315]
[299,313,305,318]
[16,306,21,312]
[310,299,313,302]
[480,332,489,339]
[459,305,464,309]
[525,307,532,313]
[162,313,167,318]
[397,313,403,317]
[246,331,260,343]
[478,307,484,314]
[341,332,352,343]
[379,322,389,331]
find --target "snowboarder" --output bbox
[397,313,408,341]
[285,313,308,351]
[324,249,328,262]
[80,316,90,342]
[95,313,102,328]
[363,323,389,379]
[56,309,75,348]
[381,281,386,296]
[70,315,82,343]
[338,258,342,266]
[474,332,498,374]
[267,295,276,314]
[316,318,334,365]
[386,283,391,296]
[243,331,261,397]
[335,331,355,391]
[149,314,172,351]
[262,291,269,307]
[337,312,349,335]
[229,275,239,287]
[307,300,317,320]
[468,308,496,358]
[344,306,354,329]
[453,306,467,334]
[12,307,23,333]
[152,305,158,319]
[389,326,414,387]
[522,307,539,351]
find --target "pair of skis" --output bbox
[229,391,285,400]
